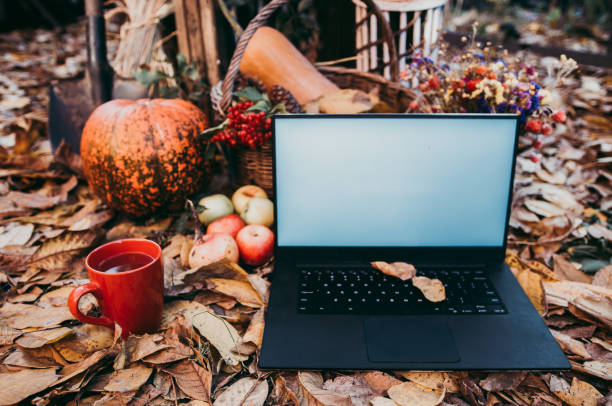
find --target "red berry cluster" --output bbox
[210,101,272,149]
[526,110,566,135]
[524,110,567,162]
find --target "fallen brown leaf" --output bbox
[272,375,299,406]
[0,222,34,248]
[550,329,591,359]
[549,376,602,406]
[206,278,264,308]
[587,224,612,242]
[7,191,62,210]
[4,345,66,368]
[247,273,271,304]
[560,325,597,339]
[298,372,352,406]
[458,377,485,406]
[387,381,445,406]
[213,377,268,406]
[371,262,416,281]
[0,302,74,329]
[241,307,265,348]
[580,360,612,380]
[124,333,169,363]
[361,371,400,394]
[370,397,398,406]
[37,286,77,308]
[524,199,566,217]
[591,337,612,352]
[543,280,609,307]
[129,383,163,406]
[52,324,114,362]
[103,364,152,393]
[163,234,193,263]
[66,209,113,232]
[553,255,592,283]
[479,371,527,391]
[15,326,73,348]
[164,360,211,402]
[56,348,110,386]
[592,265,612,289]
[516,269,547,315]
[23,230,99,272]
[0,325,22,345]
[0,367,58,405]
[143,337,193,364]
[179,259,251,284]
[53,139,83,177]
[571,295,612,330]
[105,218,172,241]
[395,372,458,393]
[11,285,44,303]
[585,341,612,361]
[411,276,446,302]
[318,89,373,114]
[323,375,375,406]
[180,302,247,366]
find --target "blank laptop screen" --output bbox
[274,116,517,247]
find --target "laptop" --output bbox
[259,114,569,370]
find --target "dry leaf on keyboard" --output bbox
[411,276,446,302]
[371,262,417,281]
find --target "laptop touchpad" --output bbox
[364,319,460,363]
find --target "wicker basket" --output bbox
[212,0,417,196]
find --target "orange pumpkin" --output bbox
[81,98,209,217]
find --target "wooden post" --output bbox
[200,0,220,84]
[173,0,221,84]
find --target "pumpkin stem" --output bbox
[186,199,203,240]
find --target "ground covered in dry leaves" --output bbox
[0,22,611,406]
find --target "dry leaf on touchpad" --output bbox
[371,262,416,281]
[412,276,446,302]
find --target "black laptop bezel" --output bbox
[271,113,520,265]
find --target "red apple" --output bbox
[188,233,239,268]
[236,225,274,266]
[207,214,245,238]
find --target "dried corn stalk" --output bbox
[106,0,174,78]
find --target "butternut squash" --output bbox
[239,27,339,105]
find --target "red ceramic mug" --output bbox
[68,239,164,337]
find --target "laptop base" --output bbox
[259,262,569,370]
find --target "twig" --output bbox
[216,0,244,37]
[315,56,359,66]
[186,199,202,240]
[170,375,179,406]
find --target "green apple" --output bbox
[232,185,267,214]
[241,197,274,227]
[197,194,234,225]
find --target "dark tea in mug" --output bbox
[97,252,154,274]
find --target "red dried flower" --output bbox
[465,80,478,92]
[541,123,552,135]
[551,110,567,123]
[525,120,542,133]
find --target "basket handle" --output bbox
[219,0,399,115]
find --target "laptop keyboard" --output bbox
[297,268,506,315]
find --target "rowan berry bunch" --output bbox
[523,110,567,162]
[210,100,272,149]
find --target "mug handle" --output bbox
[68,283,114,327]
